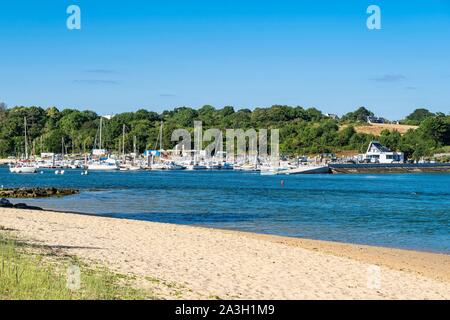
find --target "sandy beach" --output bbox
[1,208,449,300]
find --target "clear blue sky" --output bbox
[0,0,449,119]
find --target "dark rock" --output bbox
[0,188,79,198]
[13,203,28,208]
[24,206,43,211]
[0,198,42,210]
[0,198,13,208]
[13,203,43,210]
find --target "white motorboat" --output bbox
[87,159,119,171]
[259,161,293,175]
[164,161,185,170]
[238,163,259,171]
[278,165,330,175]
[120,164,141,171]
[150,162,166,170]
[128,165,141,171]
[259,166,287,175]
[9,163,37,174]
[185,162,208,170]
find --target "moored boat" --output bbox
[206,162,222,170]
[237,163,259,171]
[163,161,185,170]
[87,159,119,171]
[10,117,37,174]
[185,162,208,170]
[278,165,330,175]
[9,163,37,174]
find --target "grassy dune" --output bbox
[0,230,154,300]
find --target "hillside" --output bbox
[351,123,418,136]
[0,105,447,160]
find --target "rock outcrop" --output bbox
[0,198,43,210]
[0,188,79,198]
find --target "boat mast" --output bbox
[159,121,163,150]
[99,117,103,150]
[133,136,137,165]
[61,137,65,159]
[122,124,126,159]
[24,117,28,159]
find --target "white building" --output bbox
[367,116,386,124]
[102,114,115,120]
[325,113,339,120]
[364,141,404,164]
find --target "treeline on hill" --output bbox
[0,103,449,160]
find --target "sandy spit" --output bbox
[1,208,449,300]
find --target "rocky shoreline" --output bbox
[0,198,43,210]
[0,187,79,198]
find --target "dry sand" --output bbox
[1,208,449,300]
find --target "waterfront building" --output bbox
[363,141,404,164]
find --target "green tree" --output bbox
[341,107,374,123]
[404,108,435,125]
[379,129,401,151]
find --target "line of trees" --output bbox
[0,103,449,160]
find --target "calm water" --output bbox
[1,167,449,253]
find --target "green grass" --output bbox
[434,145,450,153]
[0,232,155,300]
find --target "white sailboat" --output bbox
[149,121,184,170]
[10,117,37,174]
[185,153,208,170]
[118,125,141,171]
[88,158,119,171]
[88,117,119,171]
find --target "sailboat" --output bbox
[128,136,141,170]
[148,121,184,170]
[185,161,208,170]
[119,125,141,171]
[87,117,119,171]
[185,152,207,170]
[160,122,185,170]
[10,117,37,174]
[149,121,166,170]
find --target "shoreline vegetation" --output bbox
[0,105,449,161]
[1,208,449,299]
[0,231,154,300]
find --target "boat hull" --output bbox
[9,166,37,174]
[87,164,119,171]
[278,165,330,175]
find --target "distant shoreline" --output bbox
[1,208,449,299]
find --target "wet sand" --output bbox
[1,208,449,299]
